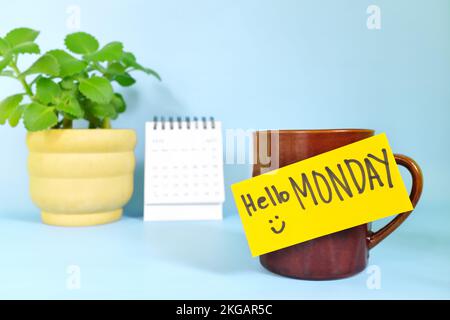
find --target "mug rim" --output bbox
[255,128,375,134]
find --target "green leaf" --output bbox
[111,93,126,113]
[23,102,58,131]
[85,41,123,62]
[79,76,113,104]
[121,51,137,66]
[56,95,84,118]
[22,54,60,77]
[115,72,136,87]
[90,102,117,119]
[1,29,40,56]
[0,70,15,78]
[107,62,126,75]
[106,63,134,86]
[64,32,99,55]
[0,38,10,55]
[0,94,23,124]
[4,28,39,47]
[36,77,61,104]
[0,53,12,72]
[11,41,40,55]
[8,103,26,127]
[121,51,161,80]
[47,49,86,77]
[60,79,74,90]
[60,79,75,90]
[64,112,77,120]
[141,67,161,81]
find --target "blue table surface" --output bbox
[0,205,448,300]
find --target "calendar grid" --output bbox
[144,118,225,221]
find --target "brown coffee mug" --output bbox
[252,129,423,280]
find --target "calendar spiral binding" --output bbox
[152,116,216,130]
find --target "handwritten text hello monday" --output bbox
[240,148,393,216]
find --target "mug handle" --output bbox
[367,154,423,249]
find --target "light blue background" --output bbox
[0,0,449,299]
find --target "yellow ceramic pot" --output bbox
[27,129,137,227]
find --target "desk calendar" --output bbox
[144,117,225,221]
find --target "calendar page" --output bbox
[144,117,225,221]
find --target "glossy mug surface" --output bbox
[252,129,423,280]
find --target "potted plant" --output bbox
[0,28,160,226]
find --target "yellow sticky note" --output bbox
[231,133,413,257]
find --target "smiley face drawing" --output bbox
[269,215,286,234]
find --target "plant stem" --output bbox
[10,62,33,97]
[53,119,64,129]
[93,62,107,74]
[62,118,73,129]
[30,75,41,86]
[102,118,111,129]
